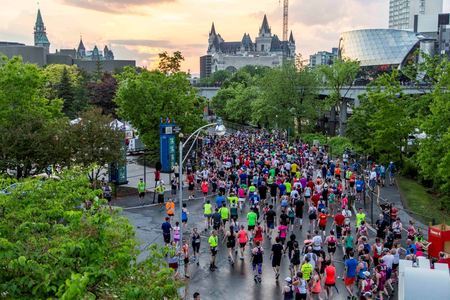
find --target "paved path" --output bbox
[115,191,391,300]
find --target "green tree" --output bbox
[416,61,450,209]
[347,71,414,163]
[88,72,118,117]
[58,67,77,118]
[114,67,205,158]
[0,56,63,177]
[0,171,181,298]
[224,84,258,124]
[69,108,124,181]
[319,59,360,136]
[158,51,184,74]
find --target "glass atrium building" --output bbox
[338,29,421,69]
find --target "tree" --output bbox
[114,67,205,159]
[253,62,319,133]
[0,56,63,177]
[0,171,181,298]
[347,71,414,163]
[58,67,77,118]
[416,61,450,209]
[223,84,258,124]
[69,108,124,181]
[158,51,184,74]
[88,73,118,117]
[319,59,360,136]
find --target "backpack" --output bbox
[288,208,295,218]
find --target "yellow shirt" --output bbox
[208,235,218,247]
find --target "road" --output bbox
[117,190,386,300]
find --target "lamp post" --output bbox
[178,120,226,244]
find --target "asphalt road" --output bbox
[119,191,388,300]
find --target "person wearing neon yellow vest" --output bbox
[208,230,219,271]
[203,200,213,231]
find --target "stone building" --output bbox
[200,15,296,78]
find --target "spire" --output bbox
[289,31,295,44]
[210,22,216,36]
[260,14,271,35]
[34,8,50,53]
[78,36,85,51]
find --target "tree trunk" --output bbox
[339,98,348,136]
[329,106,337,136]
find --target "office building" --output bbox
[389,0,443,30]
[200,55,212,79]
[309,48,338,68]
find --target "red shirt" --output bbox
[319,213,328,226]
[334,213,345,226]
[307,180,315,190]
[391,207,398,220]
[325,265,336,284]
[312,193,320,207]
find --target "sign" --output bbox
[160,119,177,173]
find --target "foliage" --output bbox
[0,172,181,299]
[415,60,450,203]
[253,62,319,132]
[0,57,124,179]
[158,51,184,74]
[69,108,125,181]
[199,69,231,86]
[0,56,63,177]
[223,84,259,124]
[328,136,355,157]
[298,133,327,146]
[87,73,118,117]
[319,59,360,136]
[114,66,205,156]
[347,71,414,163]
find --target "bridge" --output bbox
[197,85,430,106]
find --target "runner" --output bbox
[208,230,218,271]
[271,237,284,280]
[344,250,358,299]
[251,241,264,283]
[203,200,213,231]
[182,239,190,278]
[324,260,336,299]
[165,198,175,220]
[161,217,172,246]
[181,203,189,230]
[247,208,258,242]
[223,225,236,265]
[191,228,201,266]
[237,225,248,260]
[137,178,146,205]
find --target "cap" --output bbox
[285,276,292,282]
[363,271,371,277]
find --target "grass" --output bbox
[397,176,448,225]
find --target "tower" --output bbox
[34,8,50,53]
[288,30,296,57]
[255,15,273,53]
[77,36,86,58]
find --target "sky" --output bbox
[1,0,449,74]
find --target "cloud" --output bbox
[109,39,204,50]
[61,0,175,14]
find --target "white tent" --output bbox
[399,259,450,300]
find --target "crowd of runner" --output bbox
[155,130,443,300]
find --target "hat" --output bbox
[363,271,371,277]
[285,276,292,283]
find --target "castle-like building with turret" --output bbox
[200,15,296,78]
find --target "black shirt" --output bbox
[258,185,268,198]
[212,212,222,224]
[266,209,276,223]
[280,213,289,225]
[295,199,304,213]
[272,243,284,258]
[161,222,171,234]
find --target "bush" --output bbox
[328,136,354,157]
[299,133,327,146]
[401,157,419,179]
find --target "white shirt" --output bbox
[382,253,395,269]
[312,235,323,250]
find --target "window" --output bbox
[261,44,265,52]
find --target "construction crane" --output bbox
[281,0,289,42]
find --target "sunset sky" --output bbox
[1,0,449,74]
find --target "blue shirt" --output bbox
[215,195,225,207]
[161,222,172,234]
[356,180,364,192]
[345,258,358,278]
[278,183,286,195]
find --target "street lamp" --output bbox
[178,119,226,243]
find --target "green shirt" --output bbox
[208,235,218,247]
[345,235,354,249]
[285,182,292,193]
[219,207,229,220]
[247,211,257,226]
[228,196,238,206]
[328,193,335,204]
[301,263,313,280]
[356,213,366,227]
[204,203,212,215]
[138,181,146,193]
[269,169,275,177]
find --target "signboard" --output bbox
[109,141,128,185]
[160,118,177,173]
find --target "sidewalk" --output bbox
[354,182,428,239]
